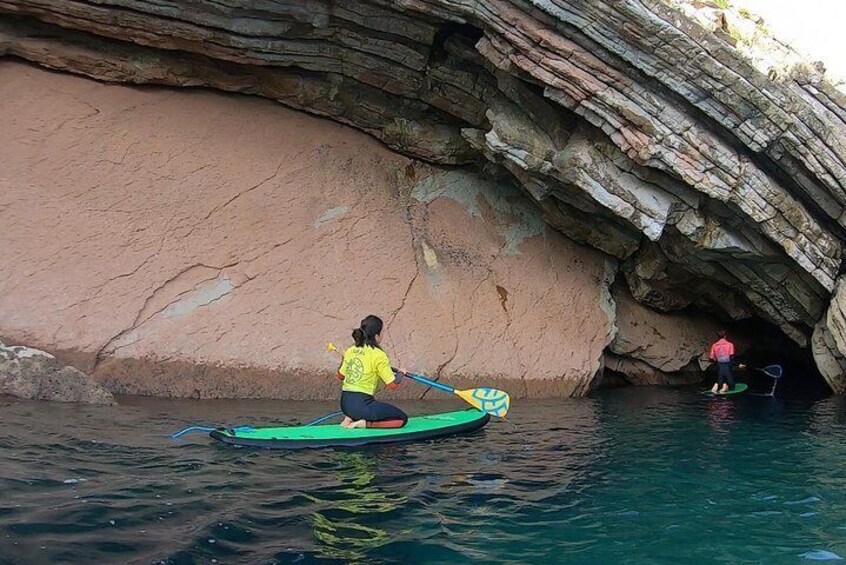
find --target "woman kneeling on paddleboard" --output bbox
[337,315,408,429]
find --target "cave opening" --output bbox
[730,318,832,399]
[428,22,484,67]
[595,367,631,389]
[595,312,831,398]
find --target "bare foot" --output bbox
[719,387,729,394]
[340,416,353,428]
[710,385,718,393]
[349,419,367,429]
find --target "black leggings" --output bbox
[341,391,408,423]
[717,362,735,389]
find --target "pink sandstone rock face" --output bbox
[0,62,620,398]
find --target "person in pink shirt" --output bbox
[709,330,737,393]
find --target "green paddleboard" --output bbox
[210,409,490,449]
[701,383,748,396]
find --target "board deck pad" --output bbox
[210,409,490,449]
[701,383,749,396]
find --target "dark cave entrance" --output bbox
[428,22,484,67]
[731,319,832,399]
[597,318,832,398]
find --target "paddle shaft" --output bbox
[392,367,454,394]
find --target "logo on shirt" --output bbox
[345,357,365,384]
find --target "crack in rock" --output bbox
[92,262,241,369]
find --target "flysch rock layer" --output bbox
[1,0,845,391]
[812,277,846,394]
[0,62,637,399]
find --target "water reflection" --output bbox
[306,451,407,562]
[705,397,738,433]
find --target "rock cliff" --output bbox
[0,64,618,398]
[1,0,845,394]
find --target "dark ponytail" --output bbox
[352,315,383,349]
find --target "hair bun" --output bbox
[352,327,365,346]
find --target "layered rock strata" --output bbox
[812,279,846,394]
[1,0,845,392]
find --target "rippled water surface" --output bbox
[1,388,845,564]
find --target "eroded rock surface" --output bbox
[610,283,721,374]
[812,278,846,394]
[604,354,702,387]
[1,0,845,392]
[0,341,116,404]
[0,64,619,398]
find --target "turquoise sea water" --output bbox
[1,388,845,564]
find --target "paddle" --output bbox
[755,365,783,379]
[745,364,783,397]
[327,342,510,418]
